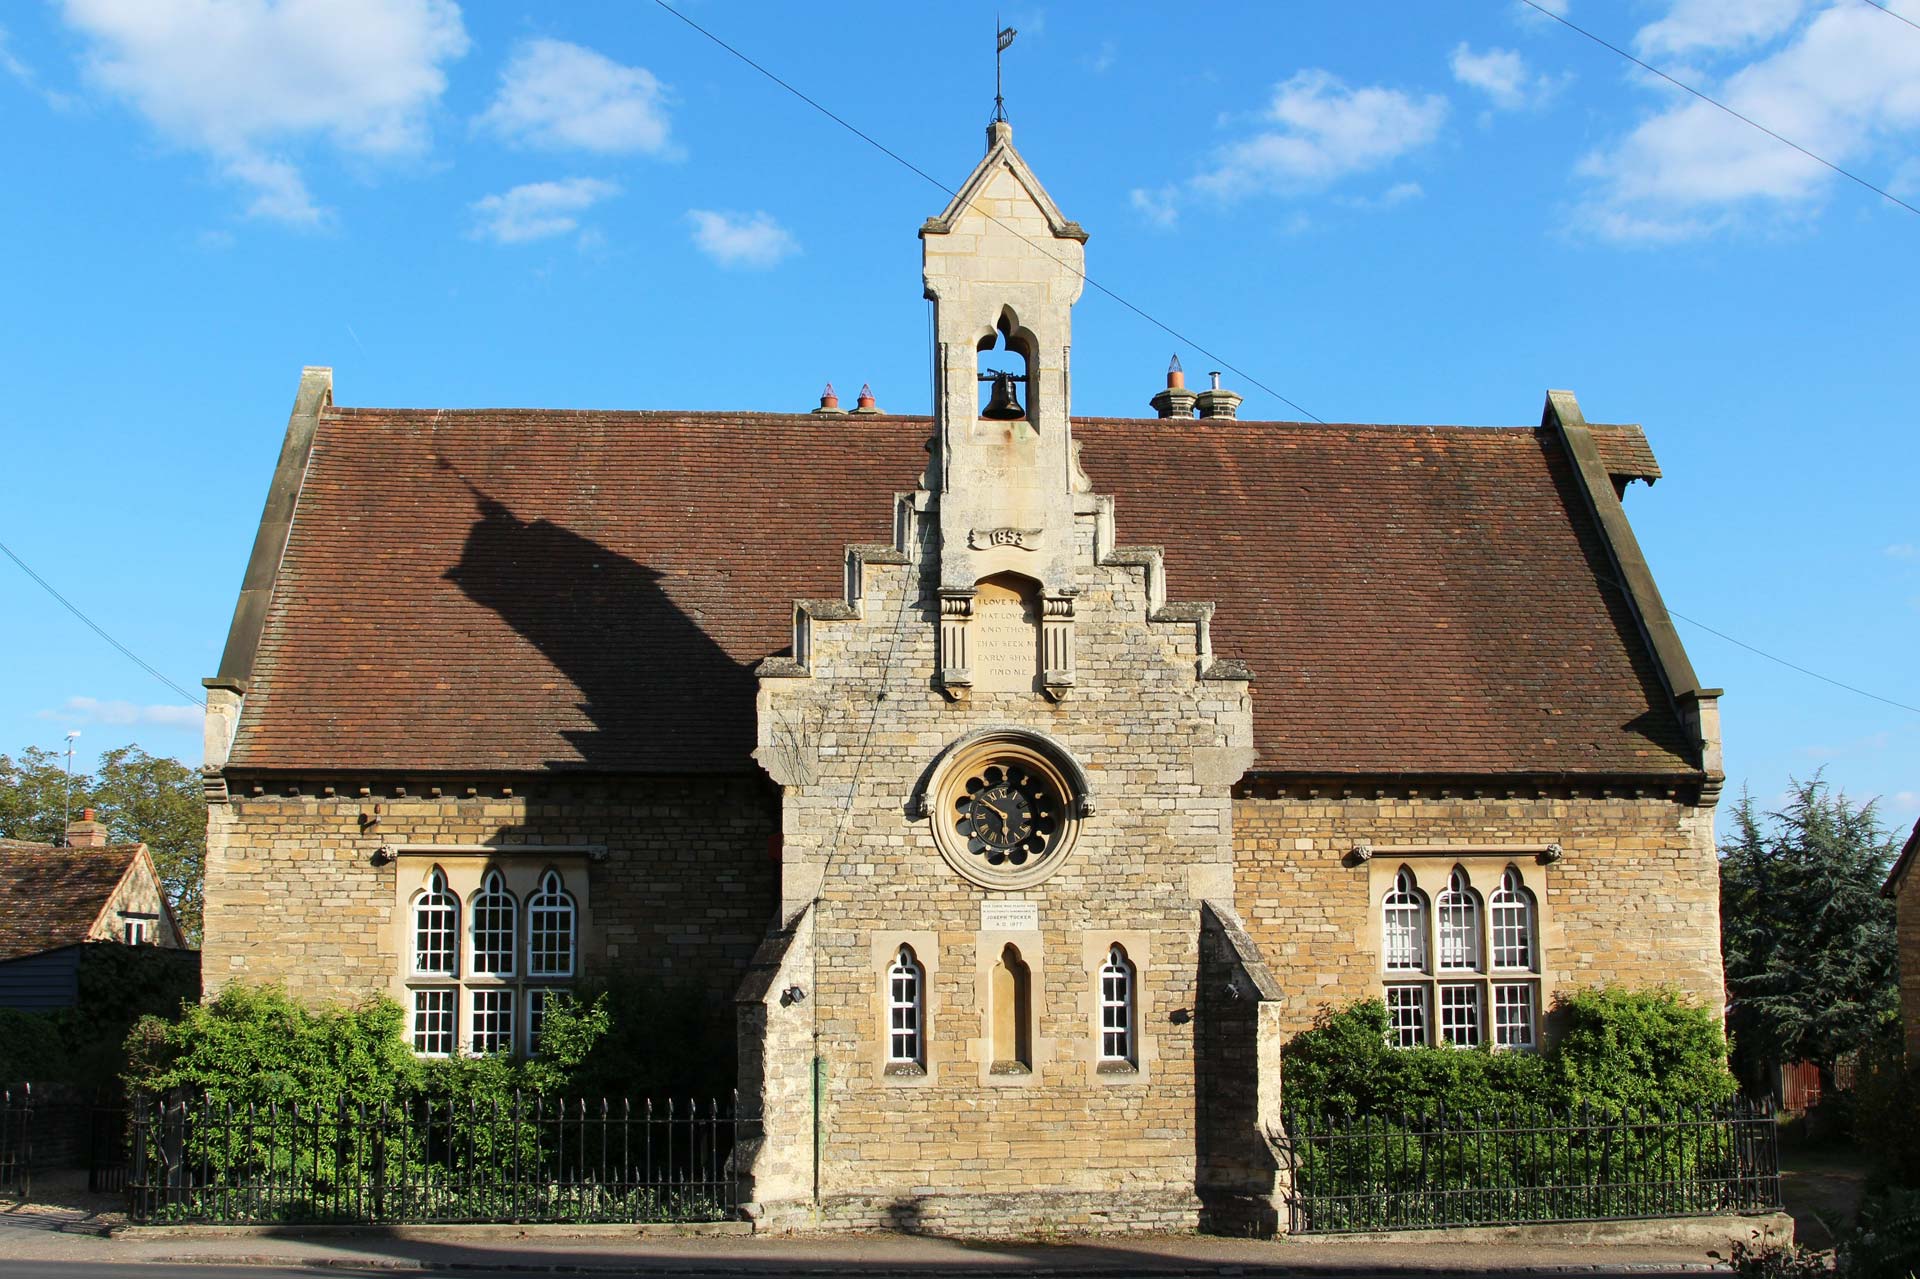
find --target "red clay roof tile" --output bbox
[224,408,1699,779]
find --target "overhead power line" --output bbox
[0,537,206,709]
[1518,0,1920,220]
[648,0,1325,423]
[1666,606,1920,717]
[1857,0,1920,36]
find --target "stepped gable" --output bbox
[223,405,1697,779]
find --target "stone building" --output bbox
[200,123,1725,1233]
[1887,818,1920,1060]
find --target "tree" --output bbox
[0,743,205,945]
[1719,775,1899,1086]
[90,747,206,945]
[0,746,91,845]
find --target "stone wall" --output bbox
[1232,787,1724,1040]
[202,776,779,1020]
[753,509,1255,1229]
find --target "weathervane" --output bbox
[993,20,1016,123]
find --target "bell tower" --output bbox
[921,121,1088,698]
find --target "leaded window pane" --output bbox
[413,870,458,976]
[1385,984,1428,1048]
[527,988,557,1056]
[1099,944,1134,1063]
[1438,983,1482,1047]
[470,988,515,1056]
[470,871,516,976]
[1437,868,1480,971]
[887,945,922,1064]
[1490,867,1535,970]
[1494,982,1536,1049]
[412,988,455,1056]
[1383,868,1427,972]
[528,870,576,978]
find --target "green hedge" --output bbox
[1282,987,1737,1119]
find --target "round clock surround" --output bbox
[924,730,1086,891]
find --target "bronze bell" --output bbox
[980,369,1026,420]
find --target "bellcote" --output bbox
[920,122,1088,608]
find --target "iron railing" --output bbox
[1277,1099,1781,1234]
[0,1085,29,1200]
[129,1090,751,1225]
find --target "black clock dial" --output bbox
[952,763,1061,867]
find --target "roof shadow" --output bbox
[444,484,760,772]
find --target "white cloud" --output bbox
[1886,542,1918,559]
[1339,181,1425,211]
[0,23,35,84]
[57,0,468,224]
[1636,0,1811,59]
[1193,70,1447,200]
[1130,184,1180,228]
[1893,790,1920,809]
[685,209,798,268]
[1451,43,1564,110]
[38,696,201,730]
[477,38,672,154]
[1575,1,1920,241]
[470,178,619,245]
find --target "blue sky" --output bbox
[2,1,1916,839]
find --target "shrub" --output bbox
[1549,986,1737,1113]
[1282,986,1736,1118]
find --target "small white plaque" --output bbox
[980,900,1039,932]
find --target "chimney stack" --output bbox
[811,382,846,415]
[1149,355,1199,419]
[851,383,881,415]
[1195,370,1243,420]
[66,807,109,847]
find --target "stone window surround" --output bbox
[1362,848,1557,1050]
[388,846,596,1058]
[971,926,1050,1087]
[1077,930,1155,1086]
[870,930,941,1086]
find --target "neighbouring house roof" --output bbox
[0,842,146,961]
[219,406,1702,781]
[1886,817,1920,898]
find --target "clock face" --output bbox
[953,762,1060,867]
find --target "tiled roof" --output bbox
[224,408,1699,779]
[1886,817,1920,898]
[0,842,139,961]
[1588,424,1662,484]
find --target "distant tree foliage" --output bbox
[1719,775,1899,1085]
[0,743,205,944]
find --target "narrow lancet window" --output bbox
[1099,944,1135,1066]
[887,945,924,1068]
[412,869,458,976]
[1382,868,1427,972]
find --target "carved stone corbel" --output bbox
[938,591,973,702]
[1040,594,1075,701]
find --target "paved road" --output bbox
[0,1259,1712,1267]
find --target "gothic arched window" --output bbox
[1382,867,1427,972]
[469,870,516,977]
[1099,944,1136,1065]
[887,945,924,1067]
[1490,866,1536,971]
[1436,867,1481,972]
[527,870,576,978]
[412,868,458,976]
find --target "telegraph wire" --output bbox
[649,3,1920,717]
[1517,0,1920,219]
[1594,572,1920,716]
[0,537,206,709]
[1857,0,1920,36]
[648,0,1326,423]
[1666,606,1920,717]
